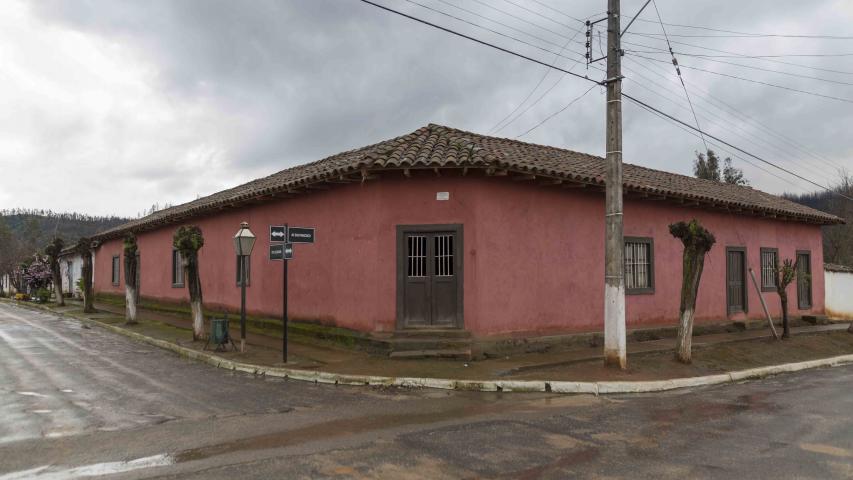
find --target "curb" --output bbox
[6,300,853,395]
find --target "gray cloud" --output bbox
[5,0,853,215]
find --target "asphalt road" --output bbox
[0,302,851,479]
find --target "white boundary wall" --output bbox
[825,265,853,319]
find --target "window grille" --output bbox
[624,240,652,292]
[172,250,184,286]
[111,256,120,286]
[407,235,426,277]
[760,249,778,290]
[434,234,454,276]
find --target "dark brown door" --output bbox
[399,228,461,329]
[797,252,812,309]
[727,249,746,313]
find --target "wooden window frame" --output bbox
[395,224,464,330]
[171,249,185,288]
[111,255,120,286]
[624,236,654,295]
[726,246,748,314]
[759,247,778,292]
[796,250,812,310]
[236,255,251,287]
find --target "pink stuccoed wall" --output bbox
[94,173,825,337]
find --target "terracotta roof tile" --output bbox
[95,124,841,240]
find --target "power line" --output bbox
[626,96,809,192]
[630,53,853,104]
[467,0,583,45]
[621,61,839,186]
[649,0,706,150]
[622,57,843,183]
[359,0,850,200]
[629,51,853,86]
[516,84,598,138]
[488,17,589,134]
[398,0,586,66]
[616,13,853,39]
[496,0,585,35]
[625,32,853,62]
[494,62,606,135]
[525,0,587,24]
[623,31,853,40]
[622,93,853,201]
[431,0,578,52]
[623,55,848,174]
[624,49,853,76]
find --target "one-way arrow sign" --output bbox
[269,243,293,260]
[270,225,287,243]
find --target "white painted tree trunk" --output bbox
[675,308,694,363]
[125,286,137,324]
[190,299,204,340]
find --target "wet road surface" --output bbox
[0,302,851,479]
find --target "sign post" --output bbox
[269,224,311,364]
[282,224,289,364]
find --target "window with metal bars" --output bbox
[624,237,654,294]
[434,234,454,276]
[760,248,778,291]
[407,235,426,277]
[111,255,120,286]
[171,249,184,287]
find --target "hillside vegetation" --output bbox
[783,177,853,267]
[0,209,132,279]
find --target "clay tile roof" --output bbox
[95,123,842,240]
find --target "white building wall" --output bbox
[825,269,853,320]
[59,254,85,298]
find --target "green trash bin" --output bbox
[207,315,233,351]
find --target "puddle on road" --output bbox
[174,394,601,464]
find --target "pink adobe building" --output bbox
[91,124,840,343]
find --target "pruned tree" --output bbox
[775,259,797,339]
[44,237,65,306]
[75,237,95,313]
[123,233,139,325]
[173,226,205,340]
[669,219,716,363]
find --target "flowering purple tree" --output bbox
[20,256,53,292]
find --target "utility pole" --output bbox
[604,0,626,369]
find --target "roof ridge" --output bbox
[93,123,842,240]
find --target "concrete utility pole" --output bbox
[603,0,626,369]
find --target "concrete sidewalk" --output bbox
[11,298,851,385]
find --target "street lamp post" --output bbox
[233,222,256,353]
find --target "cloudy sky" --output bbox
[2,0,852,217]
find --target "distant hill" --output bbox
[783,185,853,267]
[0,209,131,256]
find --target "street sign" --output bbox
[269,243,293,261]
[288,227,315,243]
[270,225,287,243]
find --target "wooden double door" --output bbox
[396,225,463,329]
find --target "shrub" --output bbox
[15,293,31,301]
[35,288,51,303]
